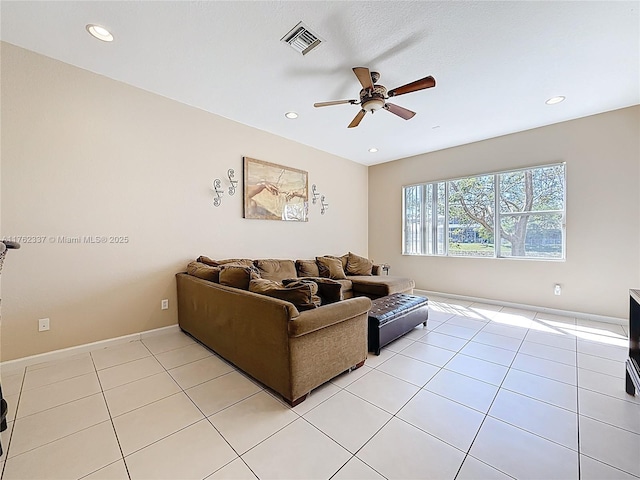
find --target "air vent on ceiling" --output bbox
[281,22,323,55]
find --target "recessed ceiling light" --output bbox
[284,111,298,119]
[545,96,565,105]
[368,147,378,153]
[86,24,114,42]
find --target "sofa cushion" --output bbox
[295,259,320,277]
[187,261,220,283]
[285,277,343,304]
[349,275,415,298]
[219,265,259,290]
[335,279,353,294]
[249,278,320,311]
[346,252,373,276]
[326,253,349,271]
[316,256,347,280]
[197,256,254,267]
[254,259,297,282]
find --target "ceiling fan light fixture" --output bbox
[361,98,385,113]
[545,96,565,105]
[284,111,298,119]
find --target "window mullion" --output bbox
[431,183,436,255]
[495,173,500,258]
[444,182,449,257]
[420,184,429,255]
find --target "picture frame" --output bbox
[243,157,309,221]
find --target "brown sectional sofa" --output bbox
[177,254,415,405]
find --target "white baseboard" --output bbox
[414,289,626,325]
[1,324,180,373]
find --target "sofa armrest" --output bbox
[288,297,371,337]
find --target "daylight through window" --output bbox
[403,163,565,259]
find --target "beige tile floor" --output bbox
[1,296,639,479]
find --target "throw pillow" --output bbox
[254,259,297,282]
[284,277,343,304]
[187,261,221,283]
[249,279,320,310]
[219,265,258,290]
[346,252,373,276]
[316,256,347,280]
[295,259,320,277]
[197,255,218,266]
[220,258,255,267]
[196,256,254,267]
[326,253,349,271]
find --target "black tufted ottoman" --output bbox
[368,293,429,355]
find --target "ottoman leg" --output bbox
[353,360,365,370]
[285,394,308,407]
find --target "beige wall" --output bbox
[369,106,640,319]
[0,43,368,361]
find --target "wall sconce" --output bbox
[212,179,223,207]
[320,195,328,215]
[228,169,238,195]
[311,184,320,204]
[212,168,239,207]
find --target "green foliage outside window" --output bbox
[403,164,565,259]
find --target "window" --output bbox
[402,163,565,259]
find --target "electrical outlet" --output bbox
[554,284,562,296]
[161,299,169,310]
[38,318,50,332]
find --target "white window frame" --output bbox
[402,162,566,261]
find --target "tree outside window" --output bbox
[402,163,565,260]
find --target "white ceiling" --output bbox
[1,1,639,166]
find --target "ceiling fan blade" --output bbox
[313,99,356,108]
[348,109,366,128]
[385,103,416,120]
[388,76,436,97]
[353,67,374,90]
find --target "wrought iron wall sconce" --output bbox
[311,184,320,204]
[212,179,223,207]
[227,169,238,195]
[212,168,239,207]
[320,195,328,215]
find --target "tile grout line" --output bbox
[96,340,254,477]
[2,310,635,479]
[365,319,488,478]
[579,452,640,479]
[575,332,582,480]
[423,306,509,480]
[0,369,26,479]
[149,342,263,480]
[18,368,95,395]
[89,351,133,480]
[452,313,528,480]
[359,316,528,477]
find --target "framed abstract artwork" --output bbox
[243,157,309,221]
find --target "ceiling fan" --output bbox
[313,67,436,128]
